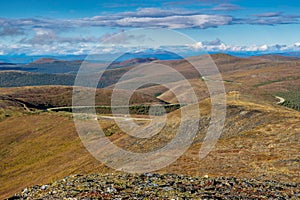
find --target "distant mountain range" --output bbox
[0,50,183,64]
[2,50,300,64]
[0,54,88,64]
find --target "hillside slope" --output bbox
[0,97,299,198]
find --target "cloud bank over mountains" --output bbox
[1,35,299,56]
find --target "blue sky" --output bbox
[0,0,300,55]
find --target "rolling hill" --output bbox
[0,95,299,198]
[0,53,299,198]
[0,85,165,110]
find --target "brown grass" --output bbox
[0,112,111,199]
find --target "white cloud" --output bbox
[212,3,241,11]
[294,42,300,47]
[191,42,204,49]
[88,14,233,29]
[189,39,300,53]
[0,8,234,30]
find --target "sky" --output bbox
[0,0,300,56]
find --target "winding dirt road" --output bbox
[275,96,285,104]
[98,115,151,121]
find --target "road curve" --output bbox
[275,96,285,104]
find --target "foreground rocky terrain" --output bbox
[10,173,300,199]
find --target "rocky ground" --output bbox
[9,173,300,199]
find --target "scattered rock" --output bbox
[162,186,174,191]
[106,187,117,193]
[11,173,300,199]
[22,188,28,194]
[40,185,49,190]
